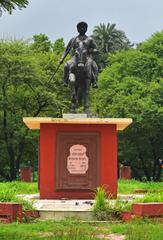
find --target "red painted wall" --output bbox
[39,123,117,199]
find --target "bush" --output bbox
[93,186,126,220]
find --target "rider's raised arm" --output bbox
[60,38,75,64]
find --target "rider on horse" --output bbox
[60,21,98,89]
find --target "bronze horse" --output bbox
[69,40,91,114]
[60,22,98,114]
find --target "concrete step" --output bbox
[39,209,94,221]
[33,199,94,220]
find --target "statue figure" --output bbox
[60,21,98,114]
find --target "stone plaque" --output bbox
[67,144,88,174]
[55,132,100,190]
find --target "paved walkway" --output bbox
[97,234,125,240]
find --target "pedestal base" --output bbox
[23,117,132,199]
[39,123,117,199]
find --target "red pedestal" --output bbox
[20,167,32,182]
[39,123,117,199]
[120,166,131,180]
[23,117,132,200]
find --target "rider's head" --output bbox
[77,21,88,35]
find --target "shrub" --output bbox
[93,186,126,220]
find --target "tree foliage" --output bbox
[52,38,65,54]
[32,34,52,53]
[0,0,28,15]
[92,23,132,69]
[0,38,69,180]
[138,31,163,58]
[92,32,163,181]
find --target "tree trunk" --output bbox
[15,129,29,174]
[150,139,158,181]
[155,163,162,181]
[139,153,151,181]
[0,168,11,181]
[131,167,142,181]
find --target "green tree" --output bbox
[0,0,28,15]
[52,38,65,55]
[92,42,163,181]
[0,40,69,180]
[138,31,163,58]
[31,34,52,53]
[92,23,132,69]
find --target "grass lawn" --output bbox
[0,179,162,196]
[118,179,163,194]
[0,219,162,240]
[0,181,38,195]
[0,180,162,239]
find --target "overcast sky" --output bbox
[0,0,163,44]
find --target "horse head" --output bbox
[75,41,87,70]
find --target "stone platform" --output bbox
[18,194,94,220]
[34,199,94,221]
[17,193,144,221]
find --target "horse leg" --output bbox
[83,78,90,114]
[83,91,89,114]
[69,80,77,113]
[71,94,77,113]
[68,61,78,113]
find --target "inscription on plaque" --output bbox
[67,144,88,174]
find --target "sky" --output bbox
[0,0,163,44]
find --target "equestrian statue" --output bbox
[60,21,98,114]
